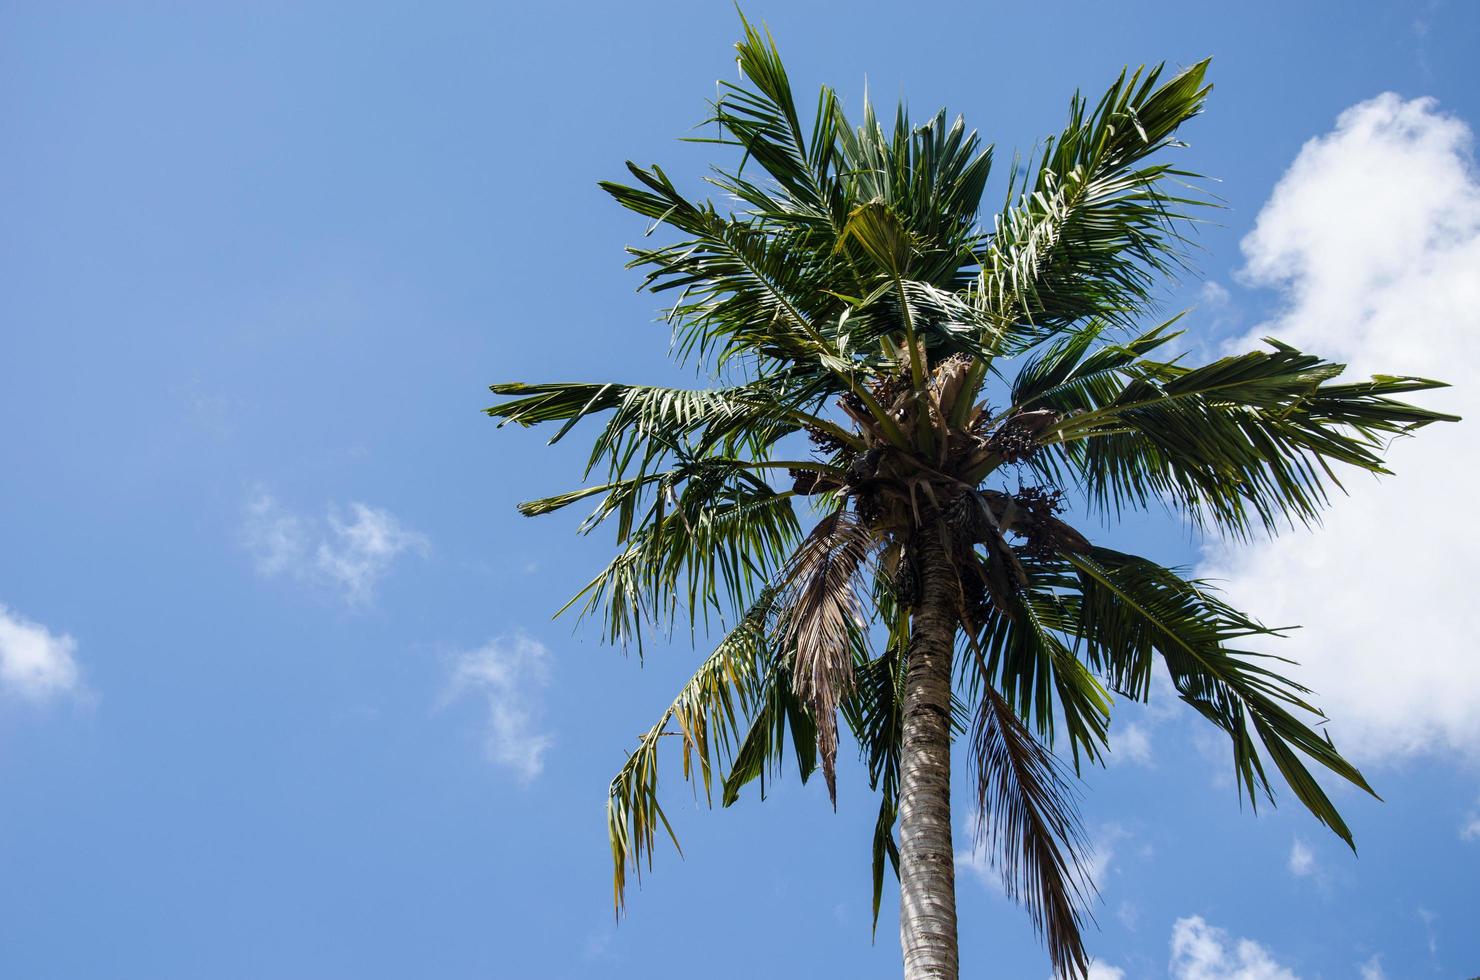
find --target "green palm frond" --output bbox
[562,456,801,649]
[842,645,907,933]
[835,100,993,286]
[720,646,818,807]
[696,13,841,219]
[1009,317,1183,414]
[488,375,852,476]
[968,581,1113,770]
[607,591,781,909]
[601,168,842,369]
[979,60,1213,345]
[1066,547,1373,846]
[1047,341,1456,535]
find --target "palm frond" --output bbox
[1066,546,1374,846]
[488,374,849,477]
[969,686,1096,980]
[607,591,781,910]
[969,581,1113,771]
[1047,341,1457,536]
[697,13,840,217]
[720,642,818,806]
[557,455,801,649]
[835,99,992,288]
[778,508,878,801]
[601,167,841,368]
[841,645,907,932]
[978,60,1213,346]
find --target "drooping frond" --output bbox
[719,644,818,807]
[967,580,1113,771]
[969,686,1096,979]
[1066,547,1374,846]
[842,643,907,932]
[607,592,781,910]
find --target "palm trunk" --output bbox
[898,529,960,979]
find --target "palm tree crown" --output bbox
[487,18,1456,979]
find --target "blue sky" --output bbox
[3,2,1478,978]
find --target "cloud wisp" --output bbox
[1200,93,1480,763]
[444,633,554,782]
[1287,838,1316,878]
[0,604,83,703]
[243,489,428,606]
[1462,802,1480,842]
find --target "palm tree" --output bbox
[486,18,1455,980]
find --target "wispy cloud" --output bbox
[1105,672,1182,768]
[1107,720,1153,767]
[243,488,428,606]
[1287,838,1316,877]
[1461,804,1480,842]
[954,832,999,894]
[1358,954,1387,980]
[1201,93,1480,763]
[1169,916,1300,980]
[444,633,553,782]
[1417,907,1439,958]
[0,604,83,703]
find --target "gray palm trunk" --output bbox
[897,528,961,979]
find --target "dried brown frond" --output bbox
[779,508,877,803]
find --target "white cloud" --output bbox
[1417,908,1439,958]
[1116,900,1141,931]
[1085,823,1129,885]
[317,503,428,604]
[0,604,82,702]
[445,633,553,781]
[1169,916,1300,980]
[1358,955,1386,980]
[1462,810,1480,841]
[1201,93,1480,762]
[243,489,428,605]
[1108,720,1154,767]
[1199,280,1231,308]
[1287,838,1315,877]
